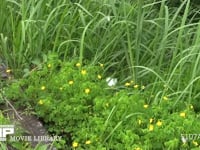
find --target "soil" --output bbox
[0,63,56,149]
[1,103,57,150]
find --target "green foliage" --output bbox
[5,55,200,149]
[2,0,200,149]
[5,54,108,148]
[1,0,200,98]
[1,0,200,100]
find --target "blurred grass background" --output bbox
[1,0,200,104]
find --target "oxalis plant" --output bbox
[3,53,200,149]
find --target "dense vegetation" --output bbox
[1,0,200,149]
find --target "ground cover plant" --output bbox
[1,0,200,149]
[4,54,200,149]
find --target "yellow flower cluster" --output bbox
[81,70,87,75]
[76,62,103,79]
[85,140,91,145]
[97,75,102,79]
[150,118,153,123]
[180,112,186,118]
[123,81,145,89]
[138,118,163,129]
[193,140,198,146]
[163,96,168,100]
[138,117,163,131]
[143,104,148,108]
[125,82,131,87]
[138,119,142,125]
[47,64,51,68]
[72,140,91,148]
[72,142,78,148]
[6,69,11,73]
[68,80,74,85]
[41,86,46,90]
[149,125,154,131]
[99,63,104,67]
[76,63,81,67]
[38,100,44,105]
[156,121,162,126]
[85,88,90,94]
[148,118,162,131]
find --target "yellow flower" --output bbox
[135,148,141,150]
[163,96,168,100]
[68,80,74,85]
[180,112,186,118]
[38,100,44,105]
[76,63,81,67]
[85,140,91,145]
[190,105,193,109]
[72,142,78,148]
[125,82,131,86]
[141,85,145,90]
[100,63,104,67]
[47,64,51,68]
[193,141,198,146]
[134,84,139,89]
[149,118,153,123]
[156,121,162,126]
[81,70,87,75]
[97,75,102,79]
[41,86,46,90]
[143,104,148,108]
[6,69,11,73]
[85,88,90,94]
[149,125,154,131]
[138,119,142,125]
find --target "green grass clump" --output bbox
[1,0,200,101]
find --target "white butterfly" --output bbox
[106,77,117,86]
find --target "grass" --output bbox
[1,0,200,149]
